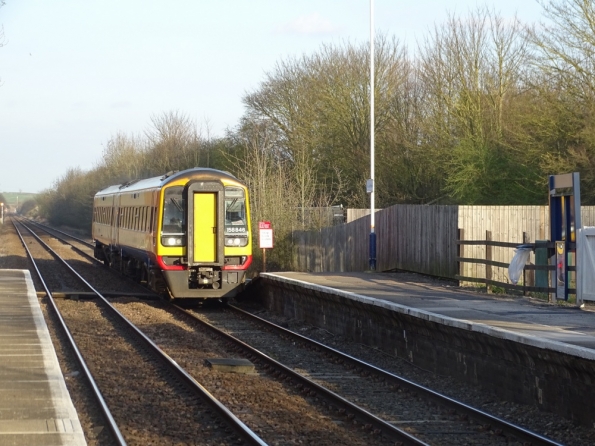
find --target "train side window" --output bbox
[142,207,146,232]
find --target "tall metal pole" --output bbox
[369,0,376,271]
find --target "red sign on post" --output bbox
[259,221,274,249]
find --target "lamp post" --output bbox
[368,0,376,271]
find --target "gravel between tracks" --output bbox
[2,219,595,445]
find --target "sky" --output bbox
[0,0,546,193]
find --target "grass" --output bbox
[0,192,37,207]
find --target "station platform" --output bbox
[254,271,595,425]
[0,270,86,446]
[264,271,595,356]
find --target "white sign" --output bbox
[259,228,274,249]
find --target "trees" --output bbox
[527,0,595,203]
[36,2,595,247]
[37,168,95,229]
[144,111,208,173]
[243,36,416,209]
[224,119,297,269]
[35,111,225,231]
[417,7,537,204]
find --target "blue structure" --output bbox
[549,173,581,301]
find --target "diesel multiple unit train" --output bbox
[92,168,252,300]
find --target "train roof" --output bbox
[94,168,241,197]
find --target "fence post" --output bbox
[486,230,492,293]
[457,228,464,286]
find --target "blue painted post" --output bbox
[369,231,376,271]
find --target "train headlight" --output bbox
[225,237,247,246]
[162,236,184,246]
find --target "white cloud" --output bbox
[276,13,340,35]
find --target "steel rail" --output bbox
[172,303,430,446]
[24,218,94,248]
[229,304,564,446]
[12,218,128,446]
[18,217,159,300]
[17,219,267,446]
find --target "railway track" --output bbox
[14,218,569,445]
[186,306,563,446]
[13,218,265,446]
[13,218,400,445]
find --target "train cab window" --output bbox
[223,187,249,247]
[162,186,185,234]
[224,187,248,236]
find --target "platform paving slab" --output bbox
[0,269,86,446]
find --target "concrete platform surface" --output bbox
[0,269,86,446]
[263,271,595,358]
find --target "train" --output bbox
[92,167,252,300]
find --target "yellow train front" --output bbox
[92,168,252,300]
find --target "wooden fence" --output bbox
[456,235,570,295]
[292,204,595,282]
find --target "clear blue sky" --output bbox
[0,0,545,193]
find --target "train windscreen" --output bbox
[224,187,247,236]
[162,186,185,234]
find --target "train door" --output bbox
[193,193,217,262]
[186,181,224,266]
